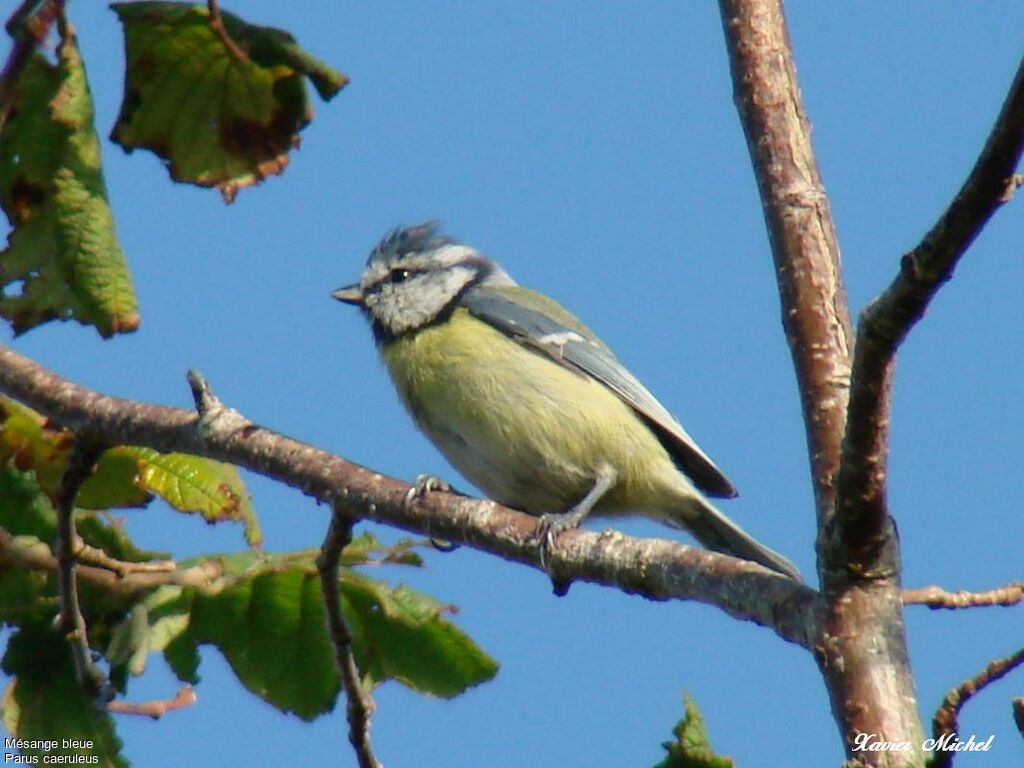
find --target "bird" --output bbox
[332,222,800,580]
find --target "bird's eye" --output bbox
[390,269,411,284]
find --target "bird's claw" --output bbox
[404,474,449,508]
[535,511,581,571]
[405,475,458,552]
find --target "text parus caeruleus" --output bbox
[333,222,800,580]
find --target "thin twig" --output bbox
[931,646,1024,768]
[317,506,381,768]
[1013,697,1024,737]
[206,0,249,64]
[0,346,819,647]
[53,435,110,700]
[903,581,1024,610]
[0,0,57,130]
[107,685,197,719]
[0,525,222,597]
[74,536,177,576]
[832,55,1024,572]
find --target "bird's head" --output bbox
[333,221,514,342]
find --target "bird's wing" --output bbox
[462,285,737,498]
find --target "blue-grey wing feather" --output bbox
[462,286,737,498]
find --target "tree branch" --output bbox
[317,506,381,768]
[106,686,197,720]
[0,525,223,597]
[718,2,934,763]
[0,343,817,647]
[930,646,1024,768]
[718,0,854,530]
[832,55,1024,575]
[53,435,111,700]
[903,581,1024,610]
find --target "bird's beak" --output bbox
[331,284,363,306]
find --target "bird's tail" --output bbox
[674,497,802,581]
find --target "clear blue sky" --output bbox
[5,2,1024,766]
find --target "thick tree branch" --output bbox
[832,55,1024,573]
[903,581,1024,610]
[0,344,816,646]
[930,646,1024,768]
[719,2,930,764]
[718,0,854,529]
[317,506,381,768]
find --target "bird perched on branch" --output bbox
[333,222,800,580]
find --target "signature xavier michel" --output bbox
[853,732,995,753]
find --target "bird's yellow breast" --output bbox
[380,308,682,514]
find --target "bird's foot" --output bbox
[404,475,459,552]
[535,507,589,571]
[404,474,450,507]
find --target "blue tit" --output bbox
[333,222,800,580]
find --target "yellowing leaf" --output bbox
[110,2,348,202]
[0,398,260,547]
[0,27,138,337]
[0,397,74,499]
[126,447,262,548]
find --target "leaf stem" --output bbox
[206,0,249,65]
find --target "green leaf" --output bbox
[0,464,59,542]
[1,627,128,767]
[341,572,498,697]
[0,397,261,547]
[114,550,497,718]
[124,448,262,548]
[110,2,348,202]
[0,464,167,564]
[655,694,734,768]
[0,566,50,627]
[78,447,152,510]
[0,397,149,511]
[183,566,338,720]
[0,26,138,337]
